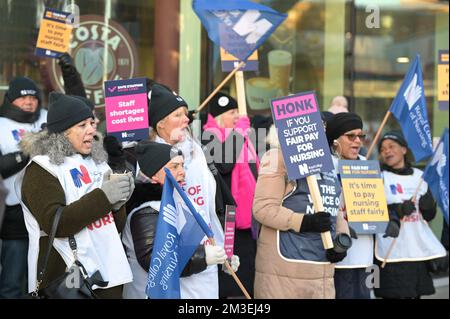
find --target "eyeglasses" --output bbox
[344,133,366,142]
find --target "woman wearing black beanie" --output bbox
[326,112,374,299]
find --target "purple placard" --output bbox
[270,91,334,180]
[104,78,149,142]
[224,205,236,260]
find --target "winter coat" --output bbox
[252,148,349,299]
[19,131,127,298]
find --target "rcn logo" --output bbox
[12,129,26,142]
[390,184,404,195]
[70,165,92,188]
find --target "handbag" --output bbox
[28,207,108,299]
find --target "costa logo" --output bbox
[47,15,139,107]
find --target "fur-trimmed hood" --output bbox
[20,130,108,165]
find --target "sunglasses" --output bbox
[344,133,366,142]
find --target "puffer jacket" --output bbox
[253,148,349,299]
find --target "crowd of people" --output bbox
[0,54,448,299]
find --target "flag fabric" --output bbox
[389,54,433,162]
[192,0,287,61]
[145,170,210,299]
[423,129,449,225]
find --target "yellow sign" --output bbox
[438,50,449,110]
[341,178,389,222]
[36,8,73,58]
[339,160,389,234]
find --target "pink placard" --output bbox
[105,93,149,133]
[224,205,236,260]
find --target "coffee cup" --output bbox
[245,77,282,110]
[333,233,352,253]
[268,49,292,95]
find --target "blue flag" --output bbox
[192,0,287,61]
[389,55,433,162]
[423,129,449,225]
[145,171,209,299]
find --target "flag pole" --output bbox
[196,61,246,114]
[366,111,392,158]
[210,237,252,299]
[235,69,248,116]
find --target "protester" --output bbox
[122,141,239,299]
[0,76,47,298]
[18,92,133,298]
[202,92,258,298]
[328,96,349,114]
[374,131,446,299]
[326,112,373,299]
[147,83,230,298]
[252,125,350,299]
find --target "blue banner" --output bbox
[389,55,433,162]
[423,129,449,225]
[192,0,287,61]
[146,171,207,299]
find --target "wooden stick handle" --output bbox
[381,218,405,269]
[412,178,424,203]
[366,111,392,159]
[235,70,248,116]
[196,61,246,113]
[210,237,251,299]
[306,175,334,249]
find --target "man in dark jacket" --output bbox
[0,176,6,230]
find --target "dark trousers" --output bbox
[0,238,28,298]
[334,268,371,299]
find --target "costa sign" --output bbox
[47,15,139,107]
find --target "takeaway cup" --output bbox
[268,50,292,95]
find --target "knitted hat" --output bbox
[326,112,363,146]
[148,84,188,129]
[136,141,183,178]
[71,95,95,111]
[378,130,408,151]
[46,92,94,133]
[5,77,41,104]
[208,92,238,118]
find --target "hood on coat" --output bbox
[20,130,108,165]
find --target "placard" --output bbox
[223,205,236,260]
[221,47,259,72]
[339,160,389,234]
[35,8,73,58]
[104,78,149,142]
[438,50,449,111]
[270,91,334,180]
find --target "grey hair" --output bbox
[21,130,108,165]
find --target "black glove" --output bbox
[58,52,76,72]
[188,110,196,125]
[300,212,332,233]
[349,226,358,239]
[103,135,123,157]
[397,200,416,219]
[383,220,400,238]
[326,248,347,263]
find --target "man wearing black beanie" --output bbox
[0,76,47,298]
